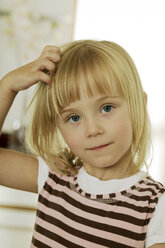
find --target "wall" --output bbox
[74,0,165,184]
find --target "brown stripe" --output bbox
[34,225,84,248]
[34,221,136,248]
[32,238,51,248]
[146,177,164,186]
[85,192,91,198]
[131,185,158,196]
[148,177,165,188]
[139,178,164,191]
[38,192,150,227]
[121,191,158,203]
[37,208,146,241]
[47,172,71,189]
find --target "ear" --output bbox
[143,92,147,105]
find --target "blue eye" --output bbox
[101,104,113,113]
[68,115,80,123]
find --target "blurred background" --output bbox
[0,0,165,247]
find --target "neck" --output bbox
[83,152,136,181]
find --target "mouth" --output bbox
[87,143,111,151]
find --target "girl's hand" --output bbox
[1,45,61,93]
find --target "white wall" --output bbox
[0,208,36,248]
[74,0,165,183]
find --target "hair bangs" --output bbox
[52,45,121,115]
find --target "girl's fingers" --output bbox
[26,45,61,87]
[1,45,61,92]
[37,46,61,75]
[43,52,61,64]
[47,53,61,64]
[42,45,61,54]
[35,71,52,85]
[39,59,56,75]
[41,46,61,63]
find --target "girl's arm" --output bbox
[0,45,61,193]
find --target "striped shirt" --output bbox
[31,170,165,248]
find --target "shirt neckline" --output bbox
[78,166,145,184]
[72,168,148,201]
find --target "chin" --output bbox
[89,158,118,169]
[95,157,120,168]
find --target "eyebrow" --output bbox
[60,95,121,115]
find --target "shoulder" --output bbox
[142,176,165,196]
[37,157,74,193]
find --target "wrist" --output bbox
[0,73,18,96]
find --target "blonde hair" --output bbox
[25,40,151,175]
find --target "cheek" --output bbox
[59,127,81,151]
[113,107,133,142]
[112,115,133,145]
[66,137,78,150]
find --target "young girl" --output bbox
[0,40,165,248]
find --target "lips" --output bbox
[87,143,111,151]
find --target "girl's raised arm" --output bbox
[0,46,61,193]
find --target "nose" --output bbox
[85,118,104,138]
